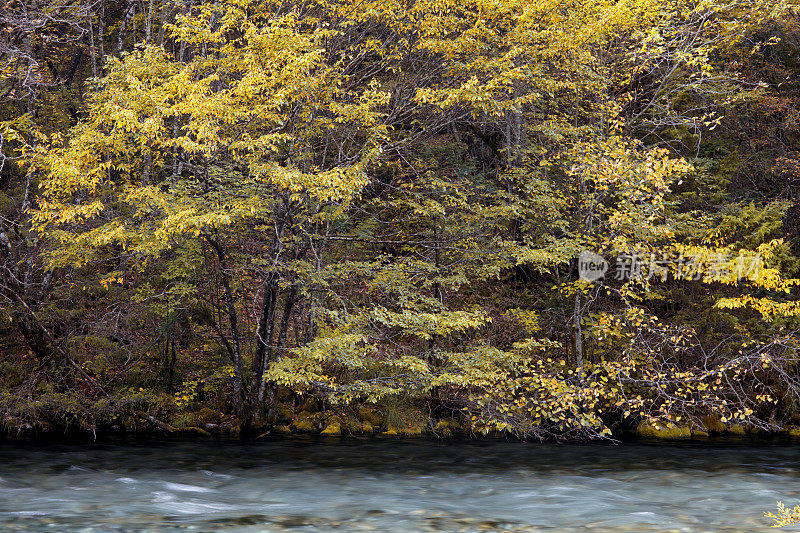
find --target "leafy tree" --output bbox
[0,0,797,439]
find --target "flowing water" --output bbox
[1,438,798,532]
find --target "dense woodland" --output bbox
[1,0,799,442]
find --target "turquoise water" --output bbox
[1,438,798,531]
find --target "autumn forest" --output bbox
[1,0,800,447]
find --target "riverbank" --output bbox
[4,382,798,444]
[5,408,800,445]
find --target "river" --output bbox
[0,438,798,531]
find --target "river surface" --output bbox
[1,438,799,532]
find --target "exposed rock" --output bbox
[728,424,746,436]
[292,416,317,433]
[635,422,691,439]
[321,422,341,436]
[176,426,211,437]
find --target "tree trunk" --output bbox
[252,274,278,401]
[257,285,299,406]
[574,291,584,378]
[207,236,244,415]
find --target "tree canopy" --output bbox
[1,0,799,440]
